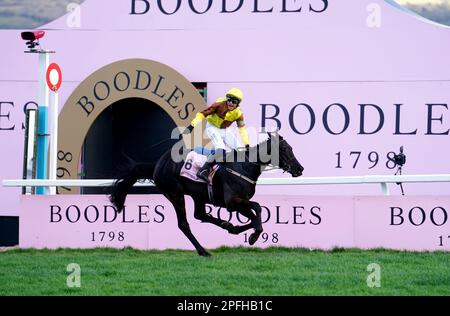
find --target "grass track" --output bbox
[0,247,449,296]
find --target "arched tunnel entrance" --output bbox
[81,97,178,194]
[57,59,207,195]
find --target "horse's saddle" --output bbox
[180,150,219,184]
[180,150,220,204]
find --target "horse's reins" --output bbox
[142,137,294,185]
[224,167,257,184]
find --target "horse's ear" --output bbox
[272,129,284,140]
[267,131,282,140]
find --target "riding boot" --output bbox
[197,149,226,182]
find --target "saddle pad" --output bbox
[180,151,208,182]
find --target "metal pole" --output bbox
[36,52,50,195]
[48,90,58,195]
[380,182,390,196]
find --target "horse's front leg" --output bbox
[247,201,263,245]
[226,198,263,245]
[226,222,254,235]
[193,199,235,232]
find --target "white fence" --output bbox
[3,174,450,195]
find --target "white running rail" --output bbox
[3,174,450,195]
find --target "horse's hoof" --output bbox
[249,232,262,245]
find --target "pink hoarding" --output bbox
[20,194,450,252]
[1,0,449,219]
[354,196,450,251]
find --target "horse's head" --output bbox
[268,132,304,177]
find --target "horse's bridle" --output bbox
[222,139,299,184]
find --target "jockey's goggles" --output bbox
[226,96,240,105]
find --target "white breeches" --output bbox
[205,122,243,151]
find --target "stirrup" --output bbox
[197,167,210,181]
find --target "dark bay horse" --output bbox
[109,132,303,256]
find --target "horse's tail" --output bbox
[109,159,156,213]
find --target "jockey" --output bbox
[183,88,250,181]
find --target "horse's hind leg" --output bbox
[166,194,211,257]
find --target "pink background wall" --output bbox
[20,194,450,251]
[1,0,450,216]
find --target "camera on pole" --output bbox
[21,31,46,52]
[390,146,406,195]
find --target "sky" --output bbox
[394,0,450,26]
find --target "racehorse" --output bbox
[109,132,304,256]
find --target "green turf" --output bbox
[0,247,449,295]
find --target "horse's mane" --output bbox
[225,136,272,163]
